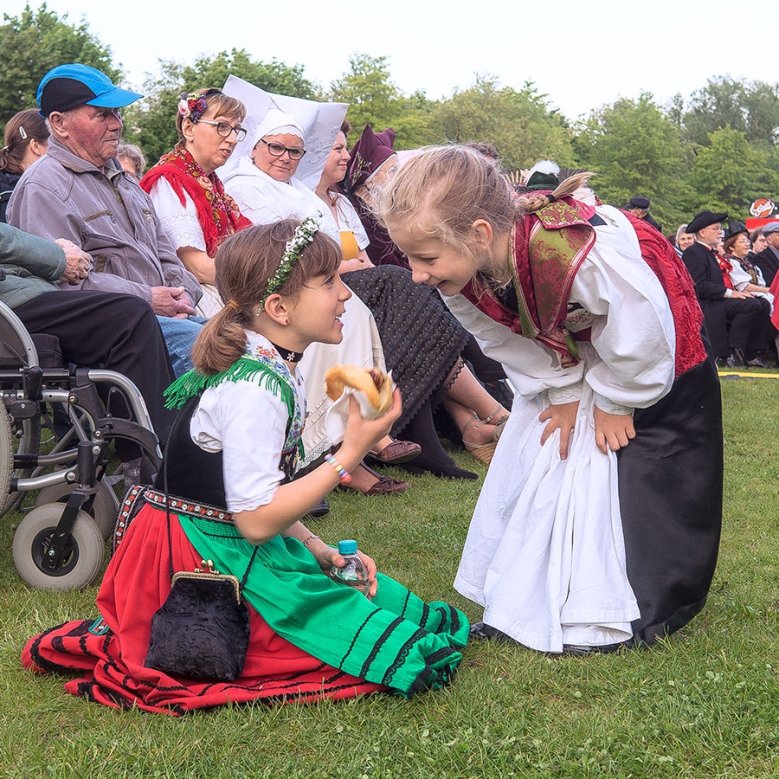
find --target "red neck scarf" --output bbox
[140,146,251,256]
[716,254,734,289]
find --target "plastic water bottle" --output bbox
[330,539,370,596]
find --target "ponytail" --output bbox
[191,305,249,375]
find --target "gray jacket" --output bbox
[0,223,65,309]
[7,138,201,307]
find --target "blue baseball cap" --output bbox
[36,63,142,117]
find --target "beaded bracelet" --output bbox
[324,453,352,484]
[302,533,320,549]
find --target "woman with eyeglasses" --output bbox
[221,108,326,227]
[140,89,252,317]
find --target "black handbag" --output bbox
[144,440,257,682]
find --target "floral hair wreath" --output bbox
[258,216,321,308]
[177,88,221,123]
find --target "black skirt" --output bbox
[618,357,723,645]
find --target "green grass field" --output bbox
[0,378,777,778]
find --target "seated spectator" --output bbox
[116,143,146,179]
[0,108,49,223]
[0,222,174,444]
[748,227,767,262]
[7,63,204,376]
[345,126,407,268]
[627,195,662,233]
[722,221,776,365]
[681,210,766,368]
[753,222,779,286]
[674,223,694,257]
[141,88,251,317]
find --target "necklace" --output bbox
[269,340,304,363]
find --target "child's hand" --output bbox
[539,400,579,459]
[315,546,378,598]
[342,389,403,459]
[593,407,636,453]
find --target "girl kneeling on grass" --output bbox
[376,147,723,655]
[22,218,468,714]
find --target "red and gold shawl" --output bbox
[140,146,251,257]
[460,199,707,377]
[461,198,596,368]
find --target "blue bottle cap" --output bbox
[337,539,358,555]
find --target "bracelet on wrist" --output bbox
[324,453,352,484]
[302,533,320,549]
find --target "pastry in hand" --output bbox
[324,365,394,417]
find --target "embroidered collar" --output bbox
[163,332,305,458]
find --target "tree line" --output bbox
[3,3,779,232]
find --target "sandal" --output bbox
[337,462,410,495]
[462,415,498,466]
[367,438,422,465]
[482,405,510,428]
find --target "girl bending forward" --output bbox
[376,147,722,654]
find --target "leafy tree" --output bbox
[433,75,574,170]
[329,54,401,133]
[328,53,440,150]
[0,2,118,126]
[683,76,779,147]
[573,93,693,229]
[127,49,317,164]
[687,127,779,216]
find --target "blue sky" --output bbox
[7,0,774,120]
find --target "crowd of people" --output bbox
[0,59,765,714]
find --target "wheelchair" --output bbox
[0,297,161,590]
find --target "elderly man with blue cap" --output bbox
[7,64,203,376]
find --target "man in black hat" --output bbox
[627,196,663,233]
[753,221,779,286]
[681,211,765,368]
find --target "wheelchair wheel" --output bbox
[1,413,41,514]
[34,481,120,539]
[12,503,104,590]
[0,402,14,510]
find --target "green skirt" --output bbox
[179,512,469,697]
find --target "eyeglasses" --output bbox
[196,119,247,142]
[259,138,306,160]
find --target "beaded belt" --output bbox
[114,485,233,551]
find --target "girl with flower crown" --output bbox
[140,88,252,317]
[21,218,468,714]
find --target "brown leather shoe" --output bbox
[368,439,422,465]
[363,475,410,495]
[339,471,410,495]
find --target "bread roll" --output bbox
[324,365,394,416]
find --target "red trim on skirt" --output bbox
[21,503,385,715]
